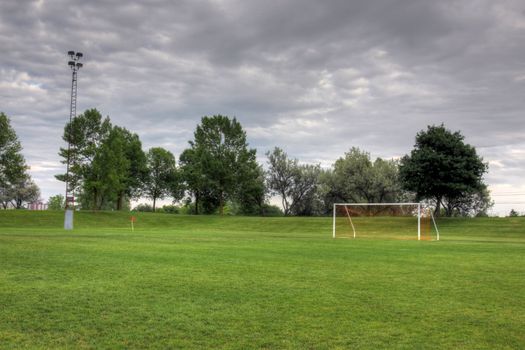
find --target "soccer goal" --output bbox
[332,203,440,240]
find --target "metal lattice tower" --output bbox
[65,51,83,210]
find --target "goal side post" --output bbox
[418,203,421,241]
[332,203,336,239]
[430,210,440,241]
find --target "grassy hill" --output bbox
[1,211,524,349]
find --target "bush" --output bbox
[47,194,65,210]
[509,209,520,217]
[133,203,154,212]
[158,205,180,214]
[179,202,196,215]
[222,201,241,216]
[260,204,284,217]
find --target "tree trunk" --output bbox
[281,192,289,216]
[434,196,442,217]
[219,192,224,215]
[97,193,104,211]
[116,192,124,211]
[445,202,453,217]
[195,193,199,215]
[93,189,98,211]
[153,196,156,212]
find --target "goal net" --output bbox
[332,203,439,240]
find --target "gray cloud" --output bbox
[1,0,525,214]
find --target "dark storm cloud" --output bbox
[1,0,524,214]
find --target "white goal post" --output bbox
[332,202,440,240]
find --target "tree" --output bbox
[144,147,178,211]
[0,186,10,209]
[266,147,321,216]
[443,185,493,217]
[320,147,405,212]
[113,127,148,209]
[47,194,65,210]
[56,109,112,197]
[179,147,207,214]
[235,162,266,215]
[83,125,145,210]
[289,163,322,216]
[180,115,263,214]
[10,178,40,209]
[265,147,297,216]
[57,110,147,210]
[1,113,27,189]
[81,126,127,209]
[399,124,488,216]
[509,209,519,217]
[0,112,32,209]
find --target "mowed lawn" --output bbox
[0,212,524,349]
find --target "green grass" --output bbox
[1,211,524,349]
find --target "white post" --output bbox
[430,211,440,241]
[343,205,356,239]
[417,203,421,241]
[64,209,74,230]
[332,203,336,238]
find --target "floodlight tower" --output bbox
[64,51,83,230]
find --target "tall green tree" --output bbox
[266,147,321,216]
[82,126,147,210]
[83,126,130,210]
[144,147,179,211]
[1,113,27,186]
[233,158,266,215]
[0,112,33,209]
[115,127,148,209]
[265,147,297,216]
[179,147,206,214]
[180,115,263,214]
[399,124,488,216]
[56,109,111,197]
[57,110,147,210]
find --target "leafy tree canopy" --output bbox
[1,112,38,209]
[399,124,488,216]
[47,194,65,210]
[320,147,406,211]
[180,115,264,214]
[266,147,321,216]
[1,112,27,189]
[144,147,181,211]
[57,109,147,210]
[56,108,112,193]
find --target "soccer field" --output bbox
[1,212,524,349]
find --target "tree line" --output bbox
[0,109,492,216]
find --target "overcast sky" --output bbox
[1,0,524,215]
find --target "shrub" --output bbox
[159,205,180,214]
[261,204,284,217]
[133,203,154,212]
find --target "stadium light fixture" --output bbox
[64,50,84,230]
